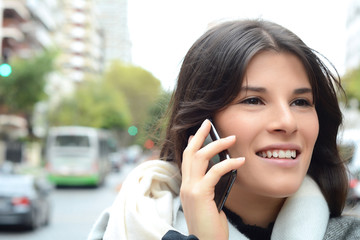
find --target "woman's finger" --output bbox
[189,135,237,177]
[203,157,245,187]
[182,119,240,178]
[181,119,211,176]
[197,135,235,161]
[185,119,211,151]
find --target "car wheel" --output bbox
[43,208,51,226]
[25,210,39,230]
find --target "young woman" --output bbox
[88,19,360,240]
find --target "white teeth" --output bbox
[285,150,292,158]
[258,150,296,159]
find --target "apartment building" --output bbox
[57,0,105,83]
[0,0,56,63]
[95,0,131,65]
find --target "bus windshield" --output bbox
[54,135,90,147]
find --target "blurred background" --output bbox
[0,0,359,239]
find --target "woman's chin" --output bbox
[259,180,303,198]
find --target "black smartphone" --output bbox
[205,120,237,212]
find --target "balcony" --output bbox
[3,0,30,21]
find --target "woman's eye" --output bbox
[241,97,263,105]
[291,99,312,107]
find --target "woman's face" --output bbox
[213,51,319,198]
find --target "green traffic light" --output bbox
[128,126,138,136]
[0,63,12,77]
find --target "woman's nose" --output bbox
[267,103,298,135]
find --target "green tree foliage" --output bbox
[0,50,54,114]
[103,61,162,126]
[48,61,163,146]
[0,50,55,139]
[342,65,360,102]
[48,79,131,130]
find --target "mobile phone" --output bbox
[205,120,237,212]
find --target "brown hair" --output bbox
[160,19,348,217]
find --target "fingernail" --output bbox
[202,119,210,126]
[237,157,245,161]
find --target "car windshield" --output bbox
[54,135,90,147]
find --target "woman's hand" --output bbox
[180,119,245,240]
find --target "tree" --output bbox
[103,61,162,126]
[48,61,163,146]
[342,65,360,102]
[0,50,55,138]
[48,79,132,130]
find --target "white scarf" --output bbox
[88,160,330,240]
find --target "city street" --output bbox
[0,163,136,240]
[0,162,360,240]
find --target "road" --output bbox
[0,163,135,240]
[0,162,359,239]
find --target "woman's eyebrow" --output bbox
[241,86,312,94]
[294,88,312,94]
[240,86,266,92]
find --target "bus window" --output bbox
[55,135,90,147]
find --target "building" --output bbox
[0,0,51,63]
[57,0,105,83]
[95,0,131,66]
[0,0,60,114]
[0,0,62,163]
[33,0,107,137]
[0,0,131,137]
[0,0,64,98]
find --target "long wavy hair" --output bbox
[160,19,348,217]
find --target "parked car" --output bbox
[108,149,126,172]
[0,172,52,230]
[125,145,143,164]
[338,128,360,204]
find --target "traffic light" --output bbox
[1,48,12,77]
[0,63,12,77]
[128,126,138,136]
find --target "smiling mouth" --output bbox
[256,150,297,159]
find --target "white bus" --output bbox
[45,126,115,187]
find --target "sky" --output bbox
[128,0,351,91]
